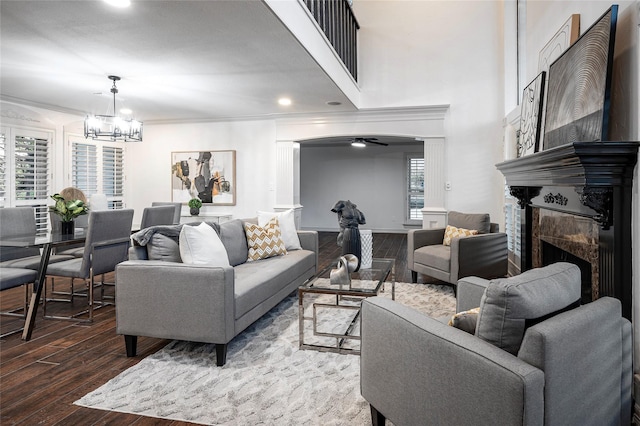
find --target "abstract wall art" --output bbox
[536,14,579,149]
[171,150,236,205]
[518,71,546,157]
[543,6,618,150]
[538,14,580,74]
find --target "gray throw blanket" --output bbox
[132,222,220,246]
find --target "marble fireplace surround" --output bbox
[497,141,639,319]
[532,208,600,304]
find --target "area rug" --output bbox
[75,282,455,425]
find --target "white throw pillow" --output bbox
[179,222,230,266]
[257,209,302,250]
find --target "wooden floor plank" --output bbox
[1,231,423,425]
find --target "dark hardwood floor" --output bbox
[0,231,438,425]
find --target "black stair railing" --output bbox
[304,0,360,81]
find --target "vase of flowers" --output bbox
[49,193,89,234]
[188,198,202,216]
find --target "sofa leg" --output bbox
[411,270,417,283]
[216,343,228,366]
[124,335,137,357]
[370,405,386,426]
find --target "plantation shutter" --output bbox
[407,155,424,221]
[15,135,49,201]
[71,142,98,197]
[0,132,6,206]
[504,184,521,274]
[103,145,124,209]
[7,131,51,233]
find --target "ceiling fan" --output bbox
[348,137,388,147]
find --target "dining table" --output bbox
[0,230,86,340]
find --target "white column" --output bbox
[275,141,303,227]
[421,137,447,228]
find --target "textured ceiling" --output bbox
[0,0,357,123]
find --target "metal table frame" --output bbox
[0,231,86,340]
[298,258,395,355]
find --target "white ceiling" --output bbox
[0,0,357,123]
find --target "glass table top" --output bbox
[301,258,394,295]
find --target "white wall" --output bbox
[353,0,507,227]
[300,144,422,232]
[124,120,279,224]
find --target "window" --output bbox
[69,135,124,209]
[504,184,521,272]
[406,154,424,222]
[102,145,124,209]
[0,127,52,233]
[71,142,98,196]
[0,132,5,206]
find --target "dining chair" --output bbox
[43,209,134,321]
[0,267,36,338]
[151,202,182,224]
[0,207,74,270]
[89,193,109,211]
[140,205,177,229]
[50,212,89,257]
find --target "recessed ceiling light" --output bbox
[104,0,131,8]
[327,101,342,106]
[351,141,366,148]
[278,98,292,106]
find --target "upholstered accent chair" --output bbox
[151,202,182,224]
[360,263,632,426]
[140,205,178,229]
[407,211,507,287]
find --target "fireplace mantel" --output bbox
[496,141,639,319]
[497,141,638,187]
[497,141,639,227]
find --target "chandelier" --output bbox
[84,75,143,142]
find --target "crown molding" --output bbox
[275,105,450,126]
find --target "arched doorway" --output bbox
[273,106,449,230]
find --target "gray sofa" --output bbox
[115,219,318,366]
[360,262,632,425]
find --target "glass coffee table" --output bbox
[298,258,394,355]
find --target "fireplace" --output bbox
[533,208,598,304]
[497,142,639,319]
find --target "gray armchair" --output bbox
[408,211,507,287]
[360,262,632,426]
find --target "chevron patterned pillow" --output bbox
[244,217,288,261]
[443,225,478,246]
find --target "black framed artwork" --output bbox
[543,5,618,150]
[518,71,546,157]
